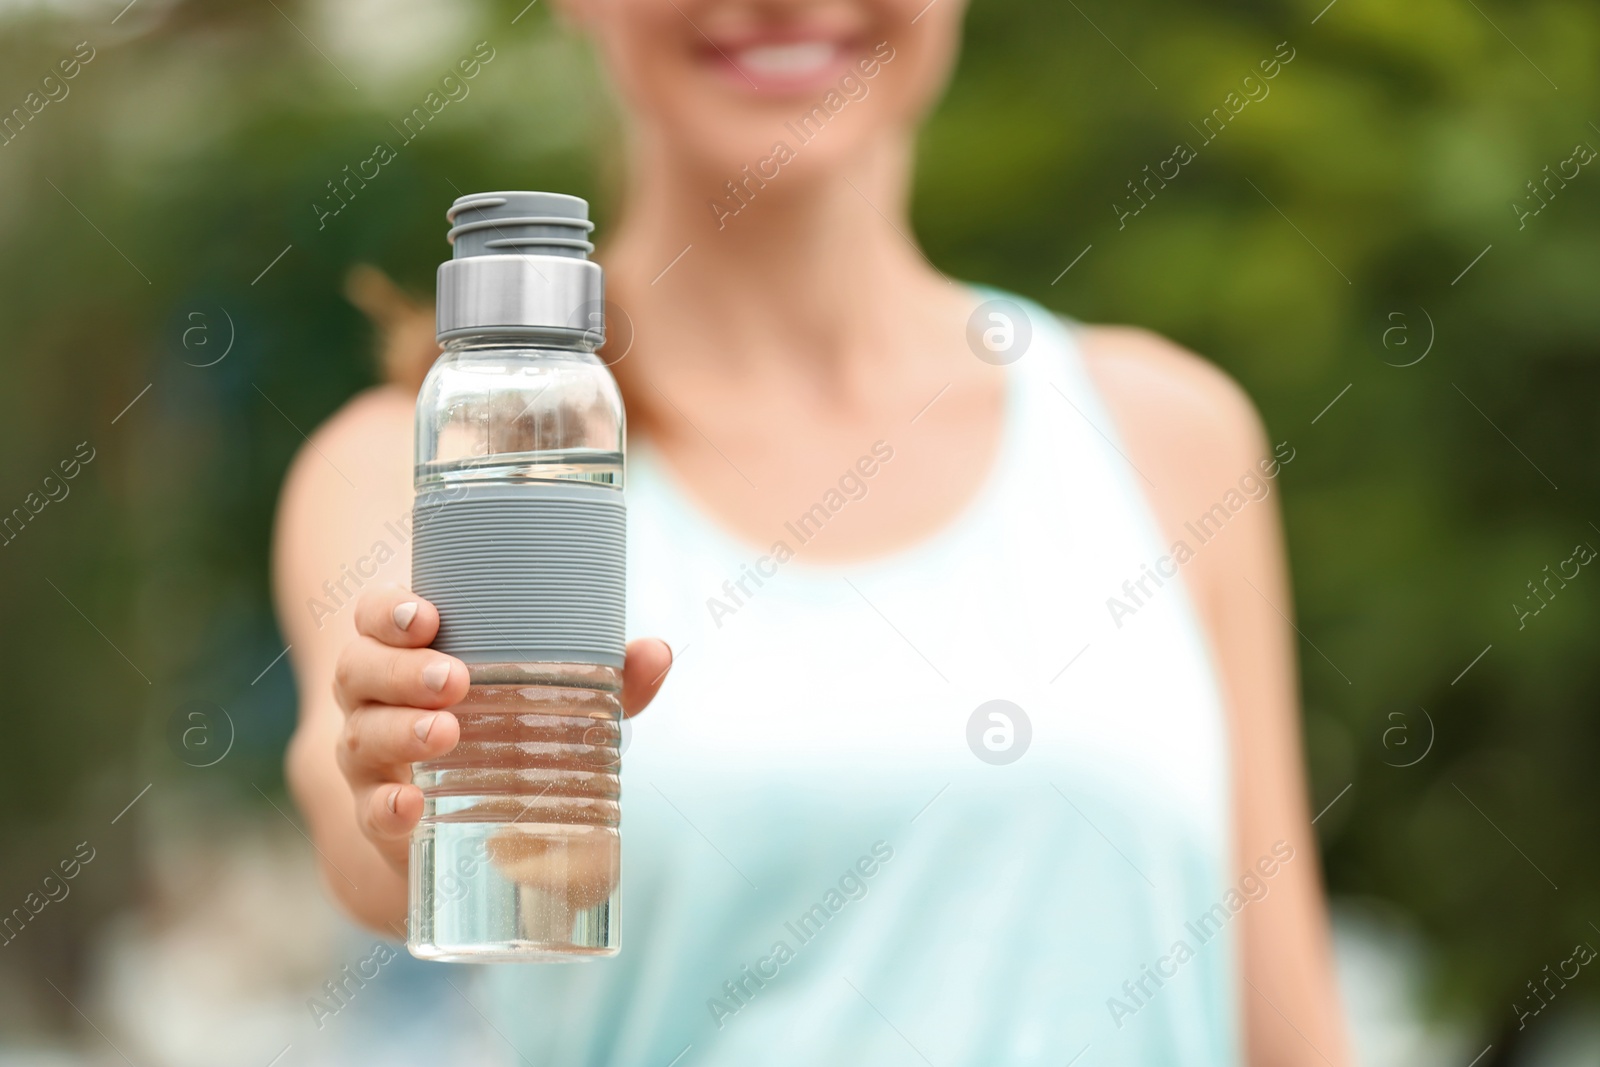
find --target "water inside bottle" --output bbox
[409,663,623,962]
[419,448,624,488]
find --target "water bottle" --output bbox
[407,191,626,962]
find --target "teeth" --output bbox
[734,42,837,77]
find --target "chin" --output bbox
[679,102,884,179]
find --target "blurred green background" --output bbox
[1,0,1597,1063]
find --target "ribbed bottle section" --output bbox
[411,482,626,668]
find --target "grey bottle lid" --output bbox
[436,191,604,345]
[446,191,596,259]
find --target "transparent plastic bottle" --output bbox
[407,192,626,962]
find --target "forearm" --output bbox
[285,708,409,936]
[1218,533,1352,1063]
[1241,865,1349,1066]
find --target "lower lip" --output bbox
[703,41,863,94]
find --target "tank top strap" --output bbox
[982,290,1187,618]
[975,289,1142,500]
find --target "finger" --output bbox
[334,637,468,713]
[621,638,673,717]
[354,583,440,649]
[356,780,425,848]
[337,705,461,784]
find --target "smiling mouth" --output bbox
[734,41,840,79]
[703,33,861,92]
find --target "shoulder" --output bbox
[1075,324,1267,465]
[276,385,413,505]
[1071,324,1290,602]
[303,384,414,465]
[274,385,413,538]
[1074,324,1276,505]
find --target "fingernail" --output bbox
[386,787,401,814]
[414,713,437,742]
[392,601,419,631]
[422,660,451,692]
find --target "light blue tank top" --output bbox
[479,295,1240,1066]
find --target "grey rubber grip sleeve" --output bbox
[411,482,626,668]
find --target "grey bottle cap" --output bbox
[436,190,604,345]
[446,191,596,259]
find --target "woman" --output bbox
[274,1,1350,1062]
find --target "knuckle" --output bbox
[339,715,368,772]
[356,584,402,636]
[346,639,396,704]
[332,647,359,703]
[332,656,349,699]
[387,651,415,699]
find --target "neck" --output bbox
[602,129,952,371]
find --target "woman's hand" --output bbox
[331,582,674,873]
